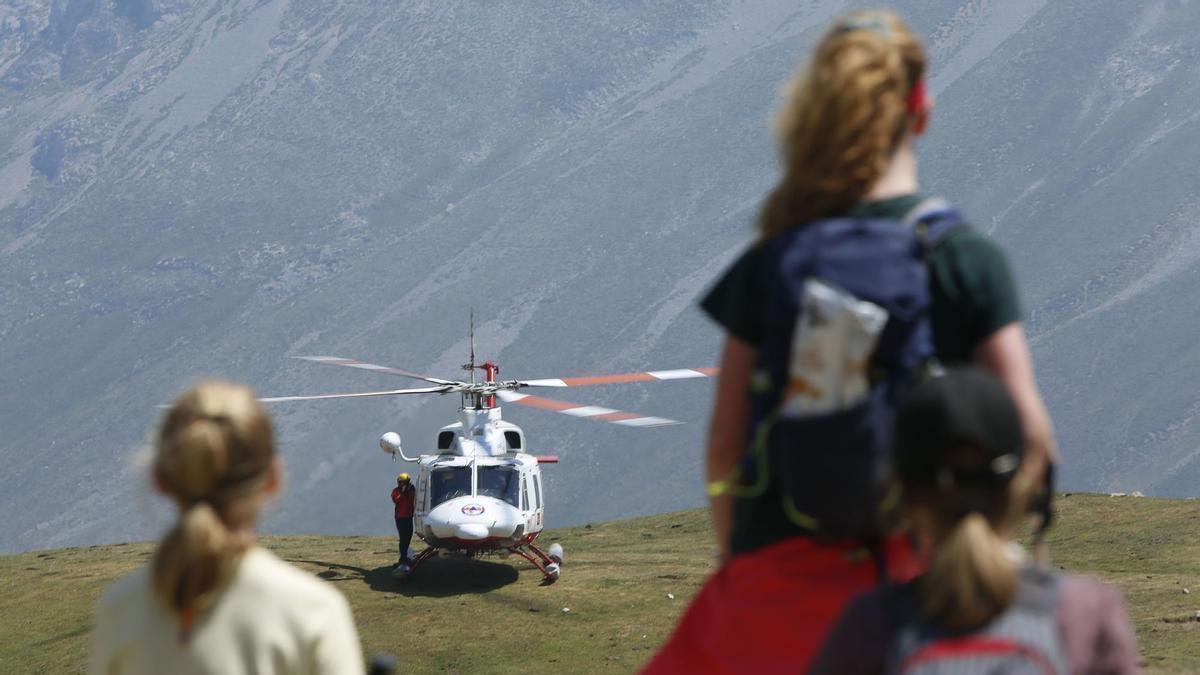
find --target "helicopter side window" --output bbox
[476,466,520,507]
[429,467,472,506]
[437,431,455,450]
[533,473,542,510]
[503,430,522,450]
[520,475,529,512]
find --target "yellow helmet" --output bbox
[397,473,410,483]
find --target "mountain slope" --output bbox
[3,1,1200,553]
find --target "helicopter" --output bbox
[258,330,716,582]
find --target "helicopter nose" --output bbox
[455,523,490,540]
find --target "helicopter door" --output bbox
[533,472,544,528]
[522,472,537,530]
[417,471,430,517]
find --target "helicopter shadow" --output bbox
[288,553,521,598]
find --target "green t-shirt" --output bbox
[701,195,1023,554]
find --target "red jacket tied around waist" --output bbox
[392,485,415,519]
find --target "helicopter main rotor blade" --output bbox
[258,385,452,403]
[518,367,717,388]
[295,356,459,386]
[496,390,679,427]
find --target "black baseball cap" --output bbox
[894,367,1024,493]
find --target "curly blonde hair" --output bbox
[759,10,926,239]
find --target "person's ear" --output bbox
[912,95,932,136]
[264,457,283,496]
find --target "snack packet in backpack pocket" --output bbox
[782,278,888,418]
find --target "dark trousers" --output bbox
[396,517,414,562]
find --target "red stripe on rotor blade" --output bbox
[504,392,674,427]
[593,411,641,422]
[509,395,578,412]
[696,367,719,376]
[560,373,657,386]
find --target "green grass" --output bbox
[3,494,1200,673]
[1038,494,1200,673]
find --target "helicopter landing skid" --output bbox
[509,543,561,582]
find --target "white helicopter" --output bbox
[259,329,715,582]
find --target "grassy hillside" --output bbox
[4,493,1200,673]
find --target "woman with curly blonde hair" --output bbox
[645,10,1056,673]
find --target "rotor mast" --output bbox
[460,311,499,410]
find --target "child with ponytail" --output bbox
[89,381,365,675]
[811,368,1136,674]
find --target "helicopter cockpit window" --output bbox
[476,466,520,507]
[429,467,472,506]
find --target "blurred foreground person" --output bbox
[645,10,1057,673]
[811,369,1136,674]
[89,380,365,675]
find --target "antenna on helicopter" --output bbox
[463,310,476,380]
[462,310,479,409]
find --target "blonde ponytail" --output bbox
[919,512,1018,631]
[153,502,242,620]
[152,381,274,622]
[760,10,926,238]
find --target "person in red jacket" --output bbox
[391,473,416,567]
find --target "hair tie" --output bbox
[184,495,212,509]
[836,16,893,40]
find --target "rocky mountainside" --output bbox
[2,0,1198,552]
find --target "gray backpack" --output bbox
[885,566,1069,674]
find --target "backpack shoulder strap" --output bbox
[902,196,969,253]
[901,197,953,227]
[1013,565,1063,615]
[880,577,923,633]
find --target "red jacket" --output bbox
[643,533,923,674]
[392,484,416,519]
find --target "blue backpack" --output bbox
[741,198,966,539]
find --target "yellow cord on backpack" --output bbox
[707,479,735,497]
[705,410,778,500]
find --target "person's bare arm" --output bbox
[973,322,1058,564]
[972,322,1058,469]
[707,335,754,560]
